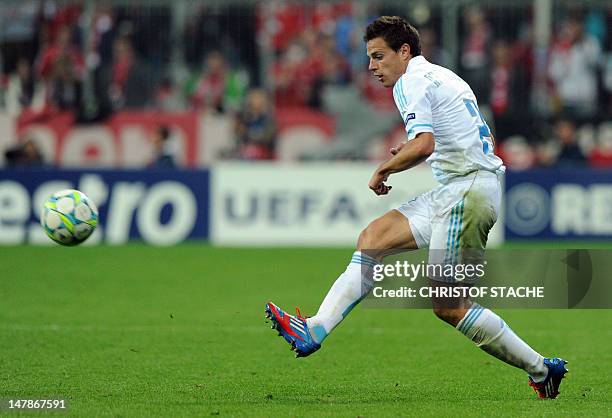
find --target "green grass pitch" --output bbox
[1,244,610,417]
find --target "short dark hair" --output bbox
[364,16,421,56]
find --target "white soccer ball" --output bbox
[40,189,99,246]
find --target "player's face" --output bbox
[366,37,409,88]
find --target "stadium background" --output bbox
[1,1,611,416]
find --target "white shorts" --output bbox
[396,170,502,282]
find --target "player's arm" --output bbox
[368,132,435,195]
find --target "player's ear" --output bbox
[400,43,411,60]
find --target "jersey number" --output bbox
[463,98,493,155]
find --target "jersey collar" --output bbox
[406,55,427,74]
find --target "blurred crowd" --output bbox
[0,2,253,118]
[1,1,611,169]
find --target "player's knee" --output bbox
[357,228,369,250]
[432,306,462,326]
[357,221,382,250]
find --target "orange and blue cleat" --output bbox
[528,357,568,399]
[265,302,320,358]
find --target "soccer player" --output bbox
[265,16,567,399]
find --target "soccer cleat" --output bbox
[265,302,320,358]
[528,357,569,399]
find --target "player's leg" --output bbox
[432,287,567,398]
[429,178,567,397]
[304,209,419,343]
[266,196,430,357]
[430,281,547,380]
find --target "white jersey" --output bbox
[393,55,505,184]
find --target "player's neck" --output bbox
[402,55,414,73]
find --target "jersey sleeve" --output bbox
[393,76,434,140]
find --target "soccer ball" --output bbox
[40,189,99,246]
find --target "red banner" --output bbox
[9,107,337,167]
[16,110,199,167]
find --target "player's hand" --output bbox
[390,141,408,155]
[369,170,392,195]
